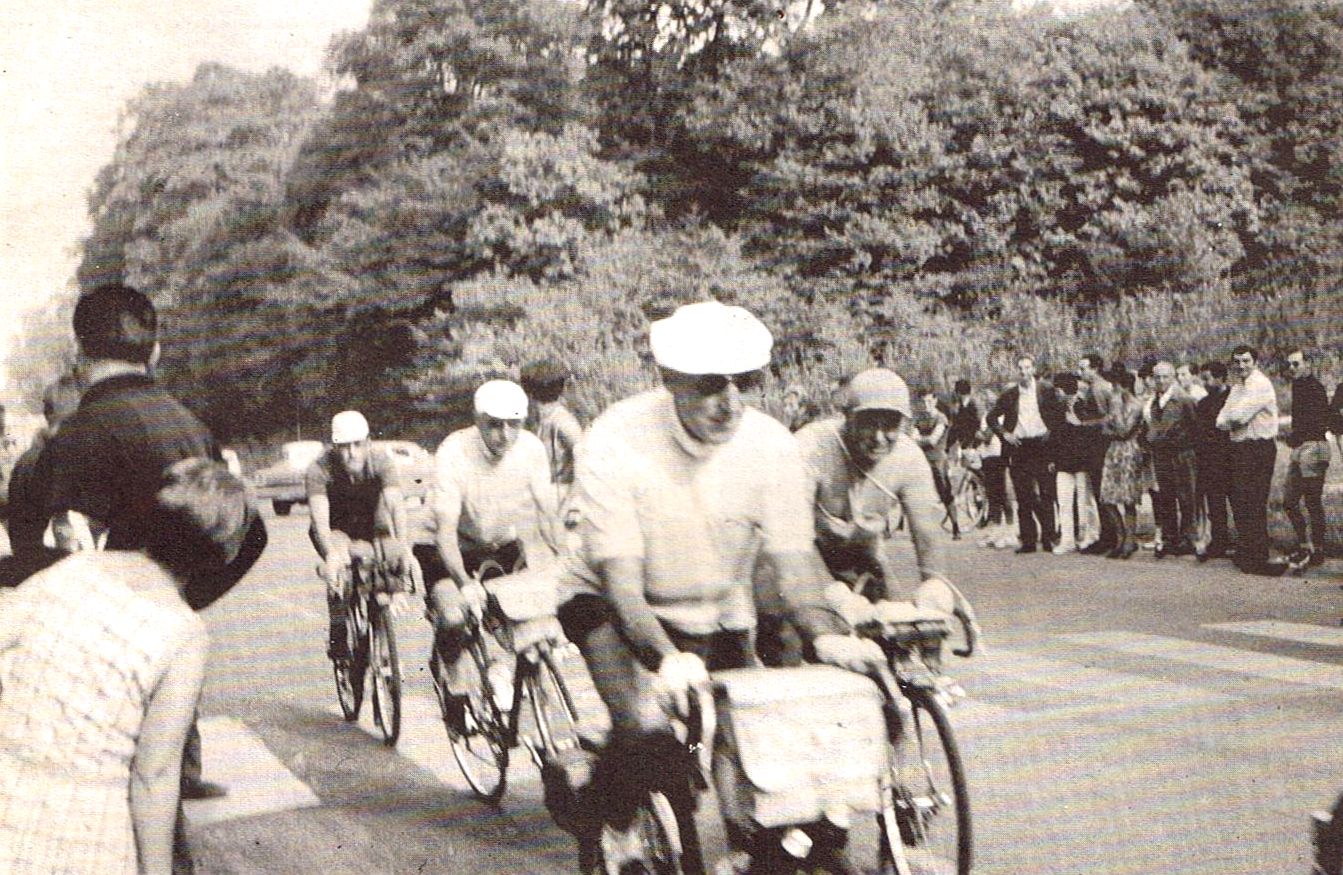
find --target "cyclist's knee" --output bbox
[427,583,468,629]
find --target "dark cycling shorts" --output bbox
[558,592,753,673]
[413,540,523,591]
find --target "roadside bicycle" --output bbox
[432,559,587,806]
[332,541,410,747]
[942,453,989,534]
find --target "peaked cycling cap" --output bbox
[844,369,912,417]
[331,410,370,444]
[650,300,773,376]
[474,379,529,420]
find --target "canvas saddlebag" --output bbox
[485,567,565,653]
[712,664,887,830]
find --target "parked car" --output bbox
[251,440,325,515]
[250,439,434,516]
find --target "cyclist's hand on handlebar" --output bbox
[320,554,348,593]
[813,634,885,673]
[460,581,488,618]
[916,577,982,657]
[655,651,709,719]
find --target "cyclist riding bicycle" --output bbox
[794,369,979,629]
[307,410,416,663]
[556,301,884,875]
[423,379,560,731]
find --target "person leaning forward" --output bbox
[556,301,882,874]
[40,284,268,871]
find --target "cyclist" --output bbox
[557,301,883,875]
[793,369,978,626]
[424,379,560,730]
[307,410,415,664]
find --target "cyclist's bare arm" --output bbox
[308,493,337,561]
[601,555,679,670]
[767,549,850,640]
[432,495,472,591]
[380,485,410,545]
[894,462,950,587]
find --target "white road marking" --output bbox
[184,717,320,827]
[1062,631,1343,691]
[970,646,1238,707]
[1204,620,1343,649]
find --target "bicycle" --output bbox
[857,601,976,875]
[432,558,587,807]
[942,453,988,534]
[332,541,410,747]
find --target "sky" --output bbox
[0,0,371,416]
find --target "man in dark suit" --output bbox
[1194,361,1233,561]
[987,355,1064,553]
[946,378,982,457]
[1145,361,1200,558]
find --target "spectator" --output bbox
[1177,362,1209,402]
[987,355,1062,553]
[41,284,268,867]
[946,378,982,457]
[1099,368,1152,559]
[1044,373,1096,554]
[779,383,820,432]
[1145,361,1199,558]
[1283,350,1331,568]
[2,373,81,583]
[1216,345,1281,576]
[1330,379,1343,461]
[0,459,252,875]
[915,389,960,540]
[520,358,583,506]
[1194,361,1234,562]
[977,397,1013,531]
[1076,353,1116,554]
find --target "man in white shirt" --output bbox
[557,301,882,874]
[425,379,560,725]
[986,355,1064,553]
[1215,345,1281,575]
[1176,363,1209,402]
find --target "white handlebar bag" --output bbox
[485,566,564,653]
[712,664,886,831]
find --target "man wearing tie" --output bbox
[987,355,1064,554]
[1146,361,1200,558]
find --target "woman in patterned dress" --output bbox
[0,459,250,875]
[1100,369,1155,558]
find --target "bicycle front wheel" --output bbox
[447,633,510,802]
[594,791,690,875]
[333,602,366,722]
[879,687,972,875]
[956,472,988,531]
[529,648,583,758]
[369,605,402,746]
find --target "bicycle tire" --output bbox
[878,686,972,875]
[530,649,582,758]
[593,791,688,875]
[333,600,366,722]
[956,471,989,531]
[369,605,402,746]
[447,631,510,802]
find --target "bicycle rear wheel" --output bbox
[369,605,402,746]
[879,687,972,875]
[333,601,366,722]
[447,632,510,802]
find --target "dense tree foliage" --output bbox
[67,0,1343,445]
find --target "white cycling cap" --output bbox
[843,368,912,417]
[649,300,773,375]
[474,379,529,420]
[331,410,370,444]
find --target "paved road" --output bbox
[184,508,1343,874]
